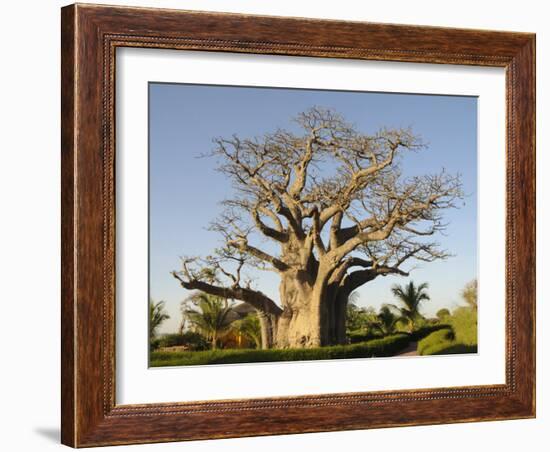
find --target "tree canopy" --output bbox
[173,108,462,348]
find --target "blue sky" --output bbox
[149,83,477,334]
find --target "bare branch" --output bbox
[172,270,283,317]
[227,238,289,272]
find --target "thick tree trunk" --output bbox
[274,306,322,348]
[270,263,337,348]
[334,290,349,345]
[271,272,327,348]
[257,311,277,349]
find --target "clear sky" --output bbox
[149,82,477,334]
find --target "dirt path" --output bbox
[397,341,418,356]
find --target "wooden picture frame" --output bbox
[61,3,535,447]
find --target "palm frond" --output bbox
[389,281,430,332]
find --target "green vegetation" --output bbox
[410,324,452,341]
[418,303,477,356]
[347,330,384,344]
[150,334,411,367]
[182,293,233,350]
[375,305,400,336]
[461,279,478,310]
[448,307,477,346]
[151,331,210,351]
[149,300,170,344]
[418,328,455,355]
[389,281,430,333]
[346,300,400,339]
[436,308,451,321]
[149,278,478,365]
[423,342,477,355]
[231,314,262,349]
[346,296,379,334]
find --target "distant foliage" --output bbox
[152,332,210,351]
[376,305,400,336]
[149,299,170,342]
[449,306,477,346]
[461,279,478,310]
[346,302,379,334]
[436,308,451,321]
[418,304,477,355]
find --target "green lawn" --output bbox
[150,334,411,367]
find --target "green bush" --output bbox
[422,343,478,356]
[410,324,452,341]
[156,333,185,347]
[347,330,384,344]
[436,308,451,320]
[417,329,455,355]
[150,334,411,367]
[418,308,477,356]
[149,337,162,351]
[449,307,477,346]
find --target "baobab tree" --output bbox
[172,108,462,348]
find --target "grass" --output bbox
[150,334,411,367]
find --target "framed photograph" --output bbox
[61,4,535,447]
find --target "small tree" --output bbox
[149,299,170,342]
[346,301,378,334]
[182,293,234,349]
[232,313,262,349]
[461,279,478,310]
[389,281,430,333]
[436,308,451,321]
[376,305,399,335]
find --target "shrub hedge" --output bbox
[150,333,411,367]
[410,324,452,341]
[417,329,455,355]
[448,307,477,346]
[421,342,478,356]
[418,322,477,356]
[347,330,384,344]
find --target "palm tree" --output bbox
[376,305,399,336]
[232,313,262,349]
[183,293,233,350]
[149,299,170,341]
[389,281,430,333]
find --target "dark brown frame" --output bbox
[61,3,536,447]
